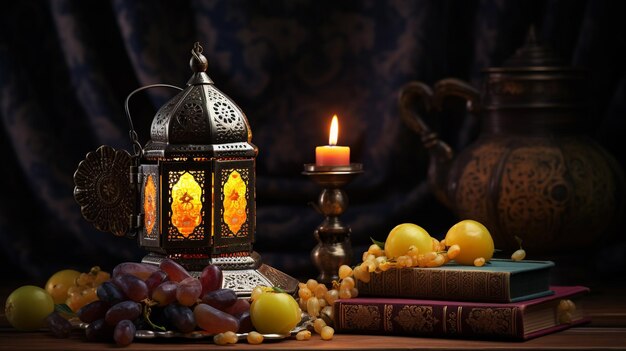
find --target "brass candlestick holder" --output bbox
[303,163,363,285]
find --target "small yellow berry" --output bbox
[246,331,263,345]
[324,289,339,305]
[313,318,327,334]
[306,279,319,292]
[339,287,352,299]
[296,330,311,341]
[340,277,355,290]
[307,297,321,317]
[511,249,526,261]
[320,326,335,340]
[223,331,238,344]
[213,333,227,345]
[367,244,384,257]
[338,265,353,279]
[447,244,461,259]
[298,286,312,300]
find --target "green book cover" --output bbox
[356,259,554,303]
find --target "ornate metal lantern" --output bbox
[74,43,297,296]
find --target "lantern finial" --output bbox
[190,42,208,73]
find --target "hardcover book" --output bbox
[356,259,554,303]
[334,285,590,340]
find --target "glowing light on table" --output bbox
[315,115,350,166]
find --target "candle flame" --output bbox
[329,115,339,146]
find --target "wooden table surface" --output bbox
[1,283,625,350]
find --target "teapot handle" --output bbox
[399,78,481,150]
[431,78,481,114]
[398,78,480,207]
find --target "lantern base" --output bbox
[141,252,299,297]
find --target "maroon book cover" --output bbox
[334,286,590,340]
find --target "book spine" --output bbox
[356,269,512,302]
[334,300,524,340]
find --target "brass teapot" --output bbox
[399,30,624,254]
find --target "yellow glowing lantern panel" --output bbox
[223,170,247,235]
[171,172,203,237]
[144,175,157,236]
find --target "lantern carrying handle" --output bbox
[124,84,184,157]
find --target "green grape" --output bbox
[5,285,55,331]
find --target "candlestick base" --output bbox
[303,163,363,285]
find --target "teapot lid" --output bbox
[502,27,565,67]
[485,26,583,72]
[481,27,586,111]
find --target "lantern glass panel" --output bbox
[217,165,252,240]
[168,170,206,241]
[171,171,203,236]
[222,170,247,235]
[144,174,157,235]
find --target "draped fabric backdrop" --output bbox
[1,0,625,283]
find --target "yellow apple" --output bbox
[445,220,494,265]
[385,223,433,259]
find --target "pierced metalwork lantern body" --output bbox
[137,160,256,267]
[74,43,297,296]
[134,48,258,269]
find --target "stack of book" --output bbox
[334,259,590,340]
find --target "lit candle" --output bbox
[316,115,350,166]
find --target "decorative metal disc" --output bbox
[73,145,133,237]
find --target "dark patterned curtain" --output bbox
[1,0,624,283]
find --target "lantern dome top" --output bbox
[143,42,256,159]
